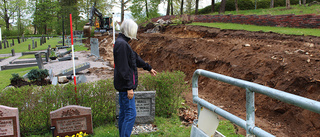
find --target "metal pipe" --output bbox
[246,88,255,136]
[193,69,320,114]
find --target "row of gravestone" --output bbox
[0,36,28,50]
[0,91,155,137]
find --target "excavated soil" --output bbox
[89,25,320,137]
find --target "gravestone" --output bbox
[90,38,100,58]
[6,41,9,48]
[0,105,20,137]
[32,39,35,49]
[50,105,93,137]
[11,49,15,56]
[46,48,50,62]
[12,39,14,46]
[0,41,2,49]
[17,37,20,44]
[28,44,31,50]
[35,41,37,48]
[59,62,90,76]
[40,38,42,46]
[35,52,44,69]
[3,41,6,49]
[116,91,156,124]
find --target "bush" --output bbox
[26,69,49,81]
[0,71,188,135]
[138,71,189,118]
[10,73,24,83]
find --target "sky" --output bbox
[111,0,212,23]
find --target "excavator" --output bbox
[83,5,113,37]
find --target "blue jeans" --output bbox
[118,91,136,137]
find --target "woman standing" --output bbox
[113,19,157,137]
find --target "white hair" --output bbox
[120,19,138,39]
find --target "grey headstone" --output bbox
[46,48,50,62]
[11,49,15,56]
[35,52,44,69]
[57,49,72,57]
[51,77,58,85]
[50,105,93,137]
[90,38,100,57]
[32,39,35,49]
[76,75,87,84]
[0,105,21,137]
[59,62,90,76]
[116,91,156,125]
[3,41,6,49]
[58,56,78,61]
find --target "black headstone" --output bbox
[11,49,15,56]
[12,39,14,46]
[0,41,2,49]
[32,39,35,49]
[17,37,20,44]
[4,41,6,49]
[6,41,9,48]
[28,44,31,50]
[40,38,42,46]
[35,41,37,48]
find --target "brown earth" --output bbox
[88,25,320,137]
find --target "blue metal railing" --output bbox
[192,69,320,137]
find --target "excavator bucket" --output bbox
[83,25,91,37]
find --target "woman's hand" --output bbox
[149,69,157,76]
[127,89,134,99]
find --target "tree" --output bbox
[121,0,130,22]
[211,0,215,13]
[130,0,160,20]
[180,0,184,15]
[185,0,194,14]
[166,0,170,15]
[195,0,199,15]
[270,0,274,8]
[286,0,290,9]
[235,0,238,12]
[0,0,20,30]
[219,0,227,14]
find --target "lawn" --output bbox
[191,22,320,37]
[0,66,37,90]
[209,4,320,15]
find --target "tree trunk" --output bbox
[303,0,306,6]
[270,0,274,8]
[180,0,184,15]
[219,0,226,14]
[3,0,10,30]
[166,0,170,15]
[299,0,301,5]
[211,0,215,13]
[286,0,291,9]
[171,0,173,15]
[145,0,149,18]
[195,0,199,15]
[121,0,124,22]
[235,0,239,12]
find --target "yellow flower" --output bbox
[79,132,83,134]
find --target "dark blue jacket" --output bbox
[113,33,152,92]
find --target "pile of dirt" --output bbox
[86,24,320,136]
[10,79,50,88]
[128,25,320,136]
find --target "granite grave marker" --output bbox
[50,105,93,137]
[116,91,156,124]
[0,105,20,137]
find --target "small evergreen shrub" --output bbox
[27,69,49,81]
[10,73,24,83]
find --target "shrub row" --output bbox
[0,71,188,136]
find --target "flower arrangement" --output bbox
[57,132,89,137]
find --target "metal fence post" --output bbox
[246,88,255,137]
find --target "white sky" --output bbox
[111,0,212,23]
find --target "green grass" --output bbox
[209,4,320,15]
[0,38,59,54]
[191,22,320,37]
[0,66,37,90]
[27,114,242,137]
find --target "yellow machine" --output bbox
[83,5,113,37]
